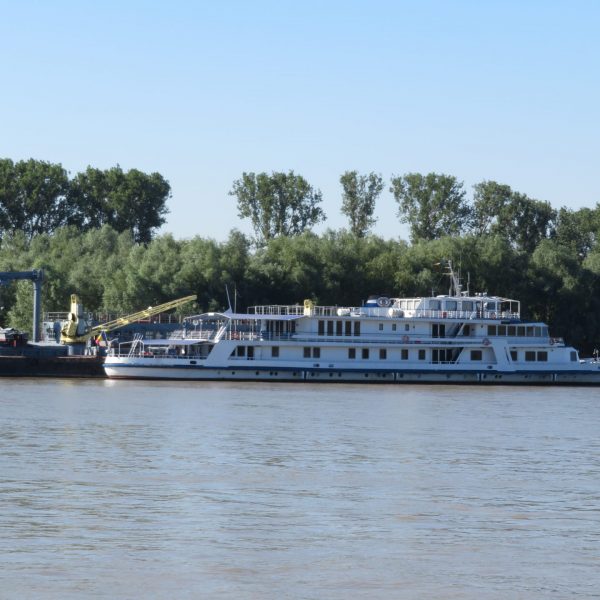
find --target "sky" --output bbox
[1,0,599,242]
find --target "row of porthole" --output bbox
[216,370,555,381]
[217,370,304,376]
[482,373,552,379]
[308,372,390,378]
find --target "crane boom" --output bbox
[60,294,196,345]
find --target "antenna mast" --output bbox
[225,285,232,312]
[446,260,462,296]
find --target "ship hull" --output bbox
[103,360,600,385]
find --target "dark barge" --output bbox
[0,329,105,378]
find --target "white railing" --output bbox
[248,305,520,320]
[412,309,519,320]
[250,305,305,316]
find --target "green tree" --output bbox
[67,167,112,230]
[68,166,170,243]
[554,206,597,257]
[230,171,325,245]
[0,158,70,239]
[390,172,469,242]
[497,193,556,253]
[470,180,513,236]
[340,171,384,237]
[470,180,556,253]
[249,232,326,304]
[177,236,225,310]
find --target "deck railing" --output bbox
[247,305,520,320]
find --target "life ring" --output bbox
[402,335,409,343]
[483,338,491,346]
[377,296,391,307]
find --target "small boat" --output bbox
[104,264,600,385]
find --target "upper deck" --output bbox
[248,294,521,322]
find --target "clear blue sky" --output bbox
[1,0,598,241]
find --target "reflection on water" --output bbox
[1,380,600,598]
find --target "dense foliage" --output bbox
[2,216,600,354]
[2,161,600,355]
[0,159,170,243]
[230,171,325,246]
[340,171,384,237]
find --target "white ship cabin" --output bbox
[182,293,525,342]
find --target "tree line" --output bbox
[230,170,561,252]
[2,222,600,354]
[1,159,600,354]
[0,160,581,253]
[0,159,170,243]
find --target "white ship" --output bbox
[104,265,600,385]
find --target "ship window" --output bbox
[510,350,518,361]
[537,351,548,362]
[430,300,441,310]
[336,321,343,335]
[418,349,426,360]
[432,323,446,338]
[318,320,324,335]
[405,324,410,331]
[313,347,320,358]
[348,348,356,359]
[534,327,542,337]
[236,346,246,357]
[541,326,548,337]
[498,325,506,336]
[392,324,397,331]
[362,348,369,359]
[526,326,534,337]
[508,326,516,336]
[303,347,311,358]
[379,348,387,360]
[433,349,452,364]
[271,346,279,358]
[401,349,408,360]
[471,350,482,361]
[378,323,383,331]
[445,300,457,311]
[247,346,254,359]
[570,351,577,362]
[462,325,471,336]
[327,321,334,335]
[354,322,361,336]
[517,326,525,336]
[488,325,497,336]
[345,321,351,336]
[462,301,473,311]
[525,351,536,362]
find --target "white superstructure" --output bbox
[104,273,600,385]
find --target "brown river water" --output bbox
[1,379,599,598]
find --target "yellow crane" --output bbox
[60,294,197,345]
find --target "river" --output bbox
[1,379,599,598]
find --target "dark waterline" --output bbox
[1,379,599,599]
